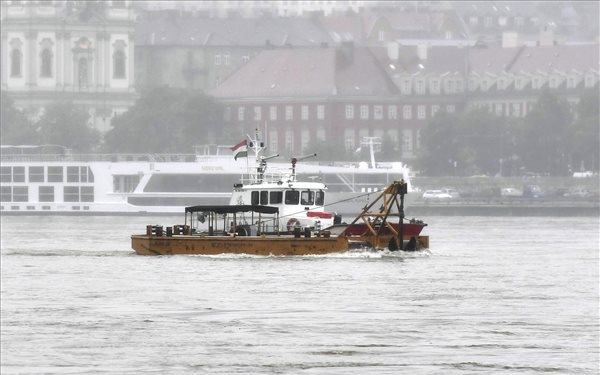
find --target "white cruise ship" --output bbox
[0,144,413,216]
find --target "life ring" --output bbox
[286,218,301,231]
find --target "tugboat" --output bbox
[131,180,429,256]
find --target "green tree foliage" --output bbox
[517,88,572,175]
[570,88,599,172]
[36,101,100,152]
[103,87,224,153]
[416,111,461,175]
[0,93,39,145]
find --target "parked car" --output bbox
[501,187,523,197]
[440,188,460,199]
[422,190,453,200]
[523,184,545,199]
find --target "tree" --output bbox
[103,87,225,153]
[570,88,599,172]
[0,93,39,145]
[517,89,572,175]
[416,111,461,176]
[36,102,100,152]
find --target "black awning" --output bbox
[185,205,279,215]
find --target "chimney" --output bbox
[387,41,399,60]
[502,31,518,48]
[539,28,555,47]
[417,43,428,60]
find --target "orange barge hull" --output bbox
[131,234,350,256]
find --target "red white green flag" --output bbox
[230,139,248,160]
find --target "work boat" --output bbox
[228,134,339,233]
[131,180,429,256]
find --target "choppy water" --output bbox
[1,215,598,374]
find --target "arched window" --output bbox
[10,49,22,77]
[40,49,53,77]
[113,50,125,79]
[78,58,88,89]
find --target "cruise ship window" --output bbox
[48,167,63,182]
[64,186,79,202]
[284,190,299,205]
[300,190,314,205]
[1,167,11,182]
[13,186,28,202]
[1,186,11,202]
[67,166,79,182]
[260,191,268,205]
[29,166,44,182]
[13,167,25,183]
[315,190,324,206]
[39,186,54,202]
[269,191,282,204]
[81,187,94,202]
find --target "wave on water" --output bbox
[1,249,135,257]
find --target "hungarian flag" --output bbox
[230,139,248,160]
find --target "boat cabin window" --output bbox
[260,191,268,205]
[316,190,325,206]
[284,190,299,205]
[301,190,314,205]
[270,191,282,204]
[251,191,259,205]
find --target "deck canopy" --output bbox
[185,205,279,215]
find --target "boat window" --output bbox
[144,174,238,192]
[29,166,44,182]
[284,190,299,205]
[260,191,268,205]
[270,191,282,204]
[1,186,11,201]
[67,166,79,182]
[300,190,314,205]
[251,191,259,205]
[64,186,79,202]
[81,186,94,202]
[12,186,28,202]
[316,190,325,206]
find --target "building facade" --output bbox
[1,0,137,132]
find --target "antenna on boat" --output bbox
[248,129,278,184]
[290,153,316,182]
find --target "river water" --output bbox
[1,215,598,374]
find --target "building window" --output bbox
[495,103,503,116]
[285,129,293,151]
[10,48,22,77]
[431,105,440,117]
[401,79,411,94]
[469,16,478,26]
[238,106,245,121]
[285,105,293,120]
[269,130,278,154]
[224,54,230,65]
[113,50,126,79]
[402,130,413,153]
[269,106,277,121]
[215,54,221,65]
[431,79,439,94]
[388,105,397,120]
[446,104,455,113]
[374,105,383,120]
[417,105,426,119]
[378,30,385,41]
[567,77,576,88]
[403,105,412,119]
[344,129,355,150]
[39,186,54,202]
[316,105,325,120]
[78,57,89,89]
[40,48,53,78]
[301,105,309,120]
[224,106,232,121]
[242,55,250,63]
[512,102,521,117]
[415,79,425,94]
[360,105,369,119]
[345,104,354,119]
[253,106,261,121]
[301,129,310,153]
